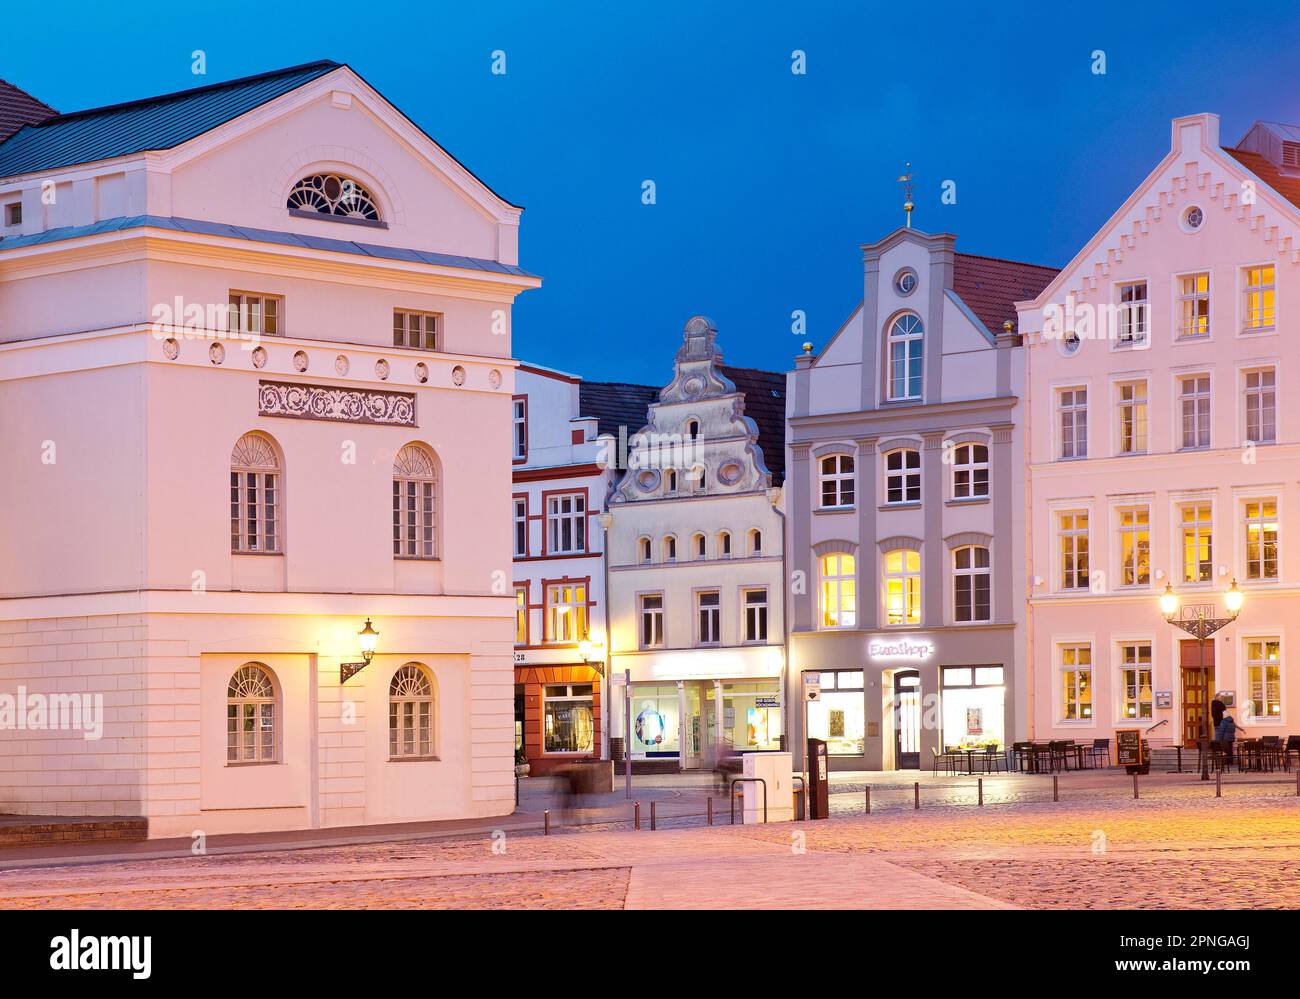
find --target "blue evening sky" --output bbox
[4,1,1298,384]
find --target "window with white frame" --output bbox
[514,586,528,645]
[227,663,277,763]
[1116,381,1148,455]
[1059,511,1089,590]
[1060,644,1093,721]
[1244,368,1277,444]
[1119,642,1153,720]
[393,309,441,350]
[744,588,768,642]
[230,433,281,554]
[1118,505,1150,587]
[884,448,921,504]
[228,291,282,336]
[951,444,989,499]
[389,664,434,759]
[1244,500,1279,580]
[393,444,437,559]
[1243,265,1276,332]
[696,590,721,645]
[1179,375,1211,449]
[640,593,664,648]
[512,397,527,461]
[1059,388,1088,459]
[546,492,586,554]
[819,453,855,508]
[1116,281,1149,347]
[887,314,924,400]
[953,545,990,622]
[884,549,921,626]
[1178,273,1210,339]
[545,582,587,642]
[1180,503,1213,584]
[819,553,856,628]
[543,683,595,753]
[513,497,528,557]
[1246,639,1282,720]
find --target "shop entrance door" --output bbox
[682,682,705,769]
[894,671,922,769]
[1180,639,1214,748]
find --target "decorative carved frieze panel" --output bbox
[257,380,417,426]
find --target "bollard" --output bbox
[1133,774,1139,799]
[707,797,714,826]
[650,801,657,831]
[978,778,984,807]
[544,809,551,835]
[634,801,641,830]
[1053,776,1059,802]
[914,781,920,810]
[1216,770,1222,798]
[865,786,871,815]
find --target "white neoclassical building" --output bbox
[0,62,539,836]
[603,317,787,771]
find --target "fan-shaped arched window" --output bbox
[389,663,435,759]
[227,663,277,763]
[231,434,281,553]
[887,313,924,401]
[748,528,763,556]
[393,444,437,559]
[287,173,381,221]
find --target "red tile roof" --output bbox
[952,252,1060,335]
[0,79,56,143]
[1222,147,1300,212]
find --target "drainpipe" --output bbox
[600,509,615,762]
[1024,332,1036,742]
[771,487,795,774]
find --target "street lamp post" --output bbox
[1159,580,1243,780]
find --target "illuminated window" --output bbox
[514,586,528,645]
[1118,506,1151,587]
[884,549,921,626]
[819,553,856,628]
[1059,511,1089,590]
[1178,273,1210,338]
[1243,265,1275,331]
[543,684,594,753]
[1119,643,1153,720]
[227,664,277,763]
[393,310,441,351]
[545,582,587,643]
[1245,500,1279,580]
[1060,645,1093,721]
[1246,639,1281,720]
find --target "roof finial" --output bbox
[897,162,915,228]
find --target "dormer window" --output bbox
[287,173,382,225]
[1284,141,1300,168]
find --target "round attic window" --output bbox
[894,268,918,296]
[1057,329,1082,358]
[1181,205,1204,232]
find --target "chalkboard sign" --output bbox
[1115,728,1144,767]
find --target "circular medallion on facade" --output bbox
[415,362,429,384]
[488,368,502,389]
[451,365,466,386]
[209,341,225,365]
[162,338,180,360]
[251,345,267,369]
[292,350,309,372]
[717,461,744,486]
[375,358,391,380]
[636,468,662,492]
[683,376,705,399]
[335,354,350,376]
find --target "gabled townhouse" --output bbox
[786,228,1057,771]
[510,363,617,773]
[1018,114,1300,755]
[601,317,787,772]
[0,62,539,835]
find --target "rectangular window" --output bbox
[543,683,595,753]
[819,554,856,628]
[1116,381,1148,455]
[1119,642,1153,720]
[640,594,664,649]
[1243,265,1276,332]
[512,397,527,461]
[546,492,586,554]
[1059,388,1088,459]
[231,470,279,553]
[819,454,855,508]
[1116,281,1149,347]
[545,582,586,643]
[1244,500,1279,580]
[1059,511,1089,590]
[3,202,20,227]
[393,309,441,350]
[1061,644,1093,721]
[884,549,921,626]
[1180,503,1213,583]
[1246,639,1282,719]
[1244,368,1276,444]
[953,546,990,622]
[743,588,769,642]
[951,444,989,499]
[513,497,528,557]
[1118,505,1150,587]
[514,586,528,645]
[885,449,921,504]
[810,670,865,756]
[1179,375,1211,449]
[696,590,721,645]
[228,292,282,336]
[392,477,435,558]
[1178,272,1211,339]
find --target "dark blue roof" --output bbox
[0,215,538,278]
[0,61,340,178]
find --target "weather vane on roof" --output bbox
[897,162,915,228]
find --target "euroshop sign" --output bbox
[868,639,935,662]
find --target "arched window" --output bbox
[685,419,700,441]
[389,663,435,759]
[666,469,678,493]
[393,444,437,558]
[663,535,677,562]
[748,528,763,556]
[819,553,856,628]
[692,532,707,559]
[287,173,381,221]
[884,549,922,625]
[887,314,924,401]
[951,444,989,500]
[884,448,921,505]
[819,454,855,508]
[954,546,991,622]
[227,663,277,763]
[638,536,653,564]
[231,433,280,553]
[717,530,732,558]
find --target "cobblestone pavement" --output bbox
[4,776,1300,909]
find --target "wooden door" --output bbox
[1180,639,1215,748]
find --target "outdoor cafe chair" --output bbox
[931,747,955,776]
[1285,735,1300,771]
[1260,735,1284,771]
[1087,738,1111,769]
[981,745,1007,773]
[1048,740,1071,773]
